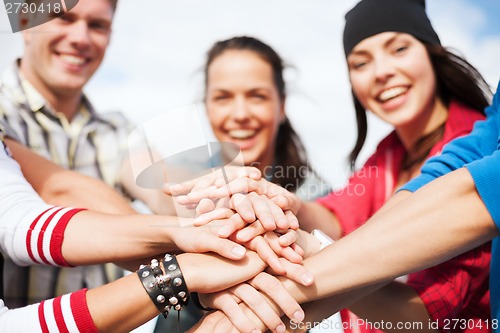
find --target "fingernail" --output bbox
[251,329,261,333]
[293,310,304,323]
[232,245,246,257]
[276,324,285,333]
[302,272,314,286]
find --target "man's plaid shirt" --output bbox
[0,60,134,308]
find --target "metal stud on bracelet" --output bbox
[137,254,190,319]
[161,254,189,308]
[137,265,168,316]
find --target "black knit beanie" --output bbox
[343,0,441,56]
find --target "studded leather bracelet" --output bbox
[137,254,190,318]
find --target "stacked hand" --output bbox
[164,166,313,332]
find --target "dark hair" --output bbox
[204,36,310,191]
[348,44,492,170]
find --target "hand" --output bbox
[164,166,261,198]
[178,251,266,293]
[284,229,323,259]
[199,272,305,333]
[187,304,295,333]
[169,225,247,260]
[176,177,301,216]
[194,192,299,233]
[197,210,305,276]
[187,310,239,333]
[245,233,313,286]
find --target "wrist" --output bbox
[311,229,334,250]
[175,253,195,291]
[155,216,185,251]
[192,292,214,312]
[279,275,308,304]
[136,254,190,318]
[178,251,267,294]
[293,193,302,215]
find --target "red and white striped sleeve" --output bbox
[0,140,85,266]
[0,289,98,332]
[24,206,86,267]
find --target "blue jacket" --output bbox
[402,81,500,329]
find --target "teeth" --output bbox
[60,54,86,66]
[228,129,256,139]
[378,87,408,102]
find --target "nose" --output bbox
[373,56,395,83]
[66,20,91,50]
[232,96,251,122]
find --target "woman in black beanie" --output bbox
[171,1,494,332]
[295,0,493,332]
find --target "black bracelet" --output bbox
[137,264,171,316]
[137,254,190,319]
[162,254,190,310]
[191,292,214,312]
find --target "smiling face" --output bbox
[347,32,446,140]
[20,0,113,99]
[205,50,285,168]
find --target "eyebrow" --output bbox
[383,33,404,48]
[349,33,403,56]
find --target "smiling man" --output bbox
[0,0,175,310]
[19,0,113,119]
[0,0,123,309]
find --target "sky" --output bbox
[0,0,499,187]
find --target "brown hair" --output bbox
[204,36,311,192]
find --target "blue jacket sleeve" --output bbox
[401,81,500,193]
[466,150,500,227]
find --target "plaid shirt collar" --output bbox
[2,59,98,124]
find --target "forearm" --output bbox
[283,278,434,333]
[45,173,136,214]
[6,138,135,214]
[0,142,181,267]
[87,251,267,332]
[297,201,342,240]
[62,212,182,266]
[282,168,498,304]
[284,284,386,333]
[348,282,437,333]
[0,249,267,333]
[120,150,178,215]
[121,177,178,215]
[87,273,158,333]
